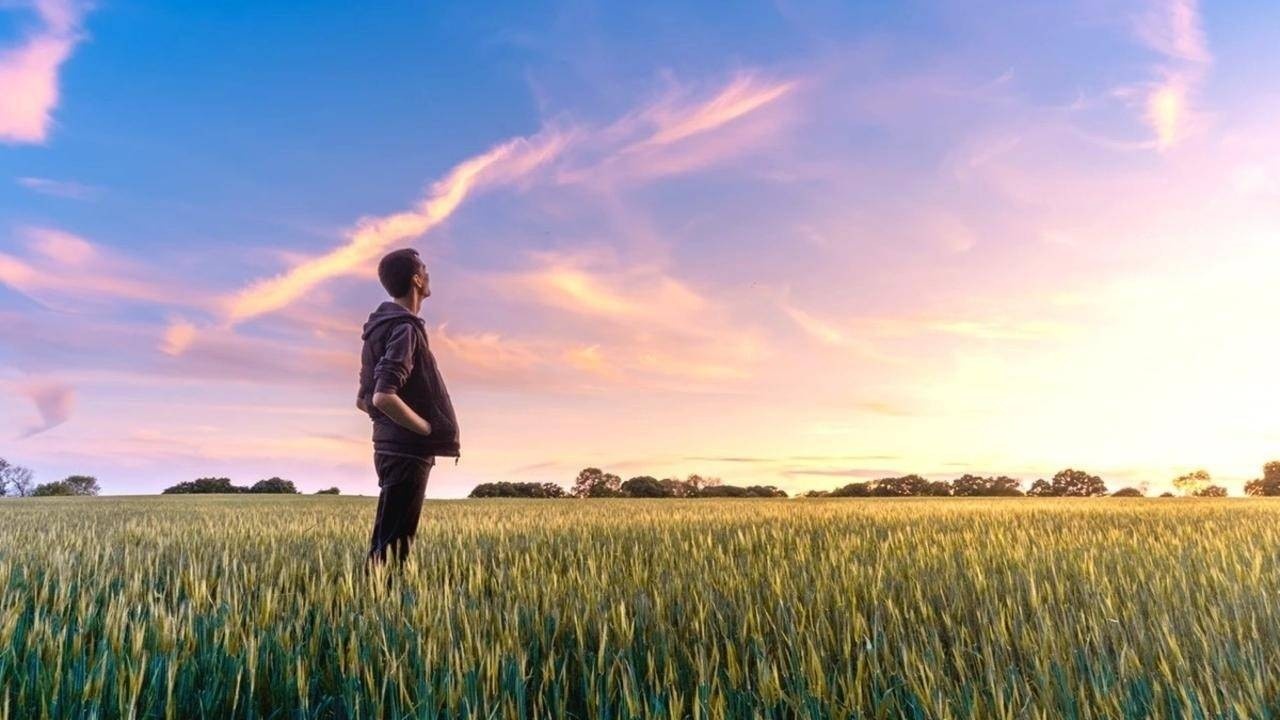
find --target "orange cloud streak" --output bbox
[221,131,569,326]
[638,74,796,148]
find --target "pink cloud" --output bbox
[26,226,96,263]
[0,0,90,144]
[160,318,198,356]
[0,227,201,309]
[13,377,75,437]
[430,321,544,386]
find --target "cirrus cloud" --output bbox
[0,0,92,144]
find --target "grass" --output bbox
[1,496,1278,719]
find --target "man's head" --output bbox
[378,248,431,301]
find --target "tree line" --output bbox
[6,456,1280,499]
[470,468,787,498]
[0,459,99,496]
[469,463,1280,499]
[0,460,343,496]
[160,477,340,494]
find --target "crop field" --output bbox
[2,496,1279,719]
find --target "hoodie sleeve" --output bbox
[357,341,374,403]
[373,322,417,395]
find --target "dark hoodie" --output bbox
[358,301,461,462]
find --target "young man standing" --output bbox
[357,248,461,568]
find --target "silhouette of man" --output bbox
[357,248,461,569]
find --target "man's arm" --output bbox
[371,392,432,435]
[371,322,432,435]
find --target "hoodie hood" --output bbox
[361,301,424,340]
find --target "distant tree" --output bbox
[1027,479,1054,497]
[1173,469,1212,497]
[1244,461,1280,496]
[588,473,622,497]
[162,477,241,494]
[1159,491,1176,498]
[988,476,1024,496]
[1047,469,1108,497]
[572,468,622,498]
[1194,485,1228,497]
[697,485,747,497]
[32,481,75,496]
[659,477,695,497]
[469,481,566,498]
[30,476,98,497]
[683,474,722,494]
[870,475,931,497]
[744,485,788,498]
[952,475,1024,497]
[315,487,341,495]
[802,489,831,498]
[620,476,671,498]
[830,482,871,497]
[538,482,568,498]
[923,480,953,497]
[1111,487,1144,497]
[952,474,987,496]
[62,475,100,496]
[695,484,785,498]
[249,477,298,494]
[0,458,35,497]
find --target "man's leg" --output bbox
[367,484,392,568]
[368,454,431,568]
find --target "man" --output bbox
[357,247,461,568]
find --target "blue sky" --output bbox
[4,0,1280,496]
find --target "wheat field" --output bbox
[1,496,1277,719]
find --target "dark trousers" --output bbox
[367,453,432,568]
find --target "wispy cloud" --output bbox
[16,175,98,199]
[780,467,901,478]
[220,130,571,327]
[0,227,200,310]
[558,71,798,184]
[781,298,1074,353]
[431,321,543,386]
[13,376,75,437]
[1133,0,1211,151]
[494,248,709,330]
[486,247,766,389]
[0,0,92,144]
[629,73,796,149]
[219,70,797,330]
[159,318,198,356]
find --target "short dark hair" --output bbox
[378,248,423,298]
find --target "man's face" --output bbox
[417,262,431,298]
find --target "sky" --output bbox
[2,0,1280,497]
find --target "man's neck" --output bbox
[393,295,421,315]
